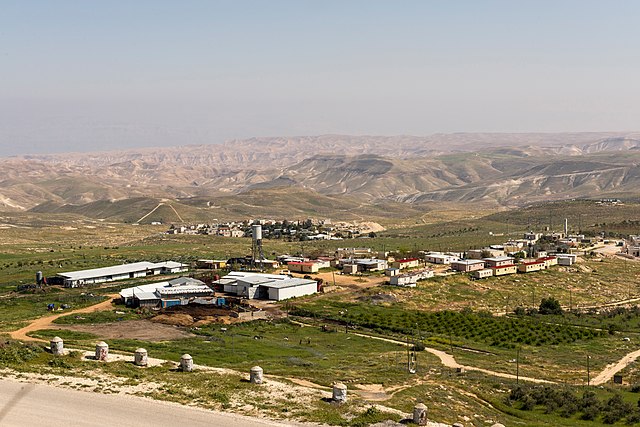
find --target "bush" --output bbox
[539,297,563,315]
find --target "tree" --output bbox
[539,297,563,315]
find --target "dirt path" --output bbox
[10,294,119,342]
[350,331,553,384]
[591,348,640,385]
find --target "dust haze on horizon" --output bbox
[1,1,639,157]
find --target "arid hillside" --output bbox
[2,133,640,219]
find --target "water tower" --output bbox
[252,224,265,263]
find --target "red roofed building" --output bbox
[537,256,558,268]
[492,264,517,276]
[517,261,546,273]
[287,262,319,274]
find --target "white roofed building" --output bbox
[57,261,188,288]
[213,272,317,301]
[119,277,212,308]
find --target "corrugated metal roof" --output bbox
[120,277,211,299]
[59,262,159,281]
[168,277,204,286]
[157,286,212,296]
[120,281,169,298]
[59,261,185,282]
[260,278,316,289]
[157,261,186,269]
[225,272,290,280]
[135,291,159,301]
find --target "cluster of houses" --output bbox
[166,218,380,241]
[167,223,245,237]
[46,225,598,306]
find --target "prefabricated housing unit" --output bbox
[451,259,485,272]
[424,252,460,264]
[492,265,517,276]
[390,258,421,270]
[483,256,515,268]
[472,268,494,279]
[517,261,546,273]
[287,261,320,274]
[389,269,434,287]
[537,256,557,267]
[557,254,577,266]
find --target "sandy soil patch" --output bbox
[58,320,195,341]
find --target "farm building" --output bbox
[424,252,460,264]
[214,272,317,301]
[119,277,213,308]
[483,256,515,268]
[492,264,517,276]
[517,261,546,273]
[287,261,319,274]
[390,258,421,270]
[214,272,290,295]
[472,268,494,279]
[451,259,485,272]
[263,279,318,301]
[389,269,434,287]
[57,261,188,288]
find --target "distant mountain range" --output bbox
[3,132,640,221]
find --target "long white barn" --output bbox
[57,261,187,287]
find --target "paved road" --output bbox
[0,379,298,427]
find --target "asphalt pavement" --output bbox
[0,379,298,427]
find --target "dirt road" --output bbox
[9,294,119,342]
[591,348,640,385]
[349,331,553,384]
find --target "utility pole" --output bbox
[532,287,536,308]
[569,288,572,311]
[516,347,520,384]
[587,355,591,386]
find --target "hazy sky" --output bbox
[1,1,639,156]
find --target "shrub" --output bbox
[539,297,563,315]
